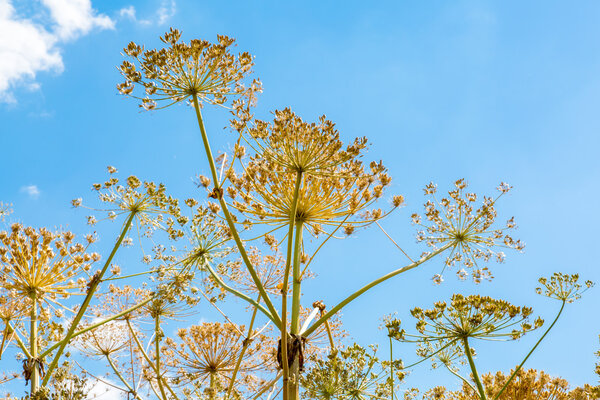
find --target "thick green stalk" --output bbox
[29,296,39,394]
[154,315,169,400]
[302,244,451,337]
[493,300,566,400]
[42,212,135,386]
[462,337,486,400]
[290,221,304,335]
[191,95,280,326]
[225,295,261,400]
[281,171,303,400]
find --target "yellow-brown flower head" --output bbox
[0,224,99,307]
[412,179,524,283]
[536,272,593,303]
[118,28,261,110]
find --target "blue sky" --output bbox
[1,0,600,395]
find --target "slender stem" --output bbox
[225,295,261,400]
[290,221,304,335]
[106,354,138,398]
[281,171,303,400]
[192,95,280,326]
[462,337,486,400]
[205,263,277,326]
[40,295,153,359]
[42,212,136,386]
[443,363,477,394]
[250,372,282,400]
[154,315,168,400]
[7,322,31,358]
[303,244,451,337]
[389,336,395,400]
[30,296,39,393]
[493,300,566,400]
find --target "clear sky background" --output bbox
[1,0,600,396]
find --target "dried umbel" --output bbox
[301,344,403,400]
[117,28,260,110]
[76,320,130,358]
[0,224,99,307]
[162,322,271,394]
[447,368,594,400]
[228,111,396,237]
[386,294,543,353]
[412,180,524,283]
[75,167,185,240]
[536,272,594,303]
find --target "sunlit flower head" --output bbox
[0,224,99,308]
[536,272,593,303]
[412,179,524,283]
[75,167,186,240]
[76,320,131,358]
[118,28,261,110]
[387,294,544,353]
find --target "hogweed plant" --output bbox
[114,28,531,400]
[385,273,593,400]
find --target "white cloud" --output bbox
[87,379,123,400]
[118,0,176,27]
[20,184,40,199]
[0,0,113,103]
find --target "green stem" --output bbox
[462,337,486,400]
[30,296,39,393]
[154,315,169,400]
[42,212,136,386]
[6,322,31,358]
[205,263,277,326]
[281,171,303,400]
[290,221,304,335]
[302,244,451,337]
[443,363,477,395]
[225,295,261,400]
[40,295,153,359]
[192,95,280,326]
[493,300,566,400]
[389,336,395,400]
[106,354,138,399]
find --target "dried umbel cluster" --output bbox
[0,224,99,307]
[74,167,185,240]
[412,179,524,283]
[301,344,403,400]
[162,322,272,396]
[76,320,131,358]
[536,272,594,303]
[118,28,261,110]
[228,109,401,237]
[387,294,543,349]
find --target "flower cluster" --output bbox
[535,272,594,303]
[118,28,260,110]
[0,224,99,308]
[412,179,524,283]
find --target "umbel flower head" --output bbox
[386,294,544,358]
[117,28,261,110]
[162,322,271,395]
[226,110,401,237]
[412,179,524,283]
[0,224,99,307]
[74,166,185,240]
[76,320,131,358]
[535,272,594,303]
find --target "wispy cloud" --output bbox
[20,184,40,199]
[0,0,114,103]
[118,0,176,26]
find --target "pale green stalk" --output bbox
[389,336,394,400]
[30,295,39,393]
[42,212,136,386]
[493,300,566,400]
[154,315,169,400]
[302,244,452,337]
[290,221,304,335]
[443,364,476,395]
[191,94,280,326]
[462,337,486,400]
[6,322,31,358]
[250,372,282,400]
[225,295,261,400]
[106,354,141,400]
[281,171,303,400]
